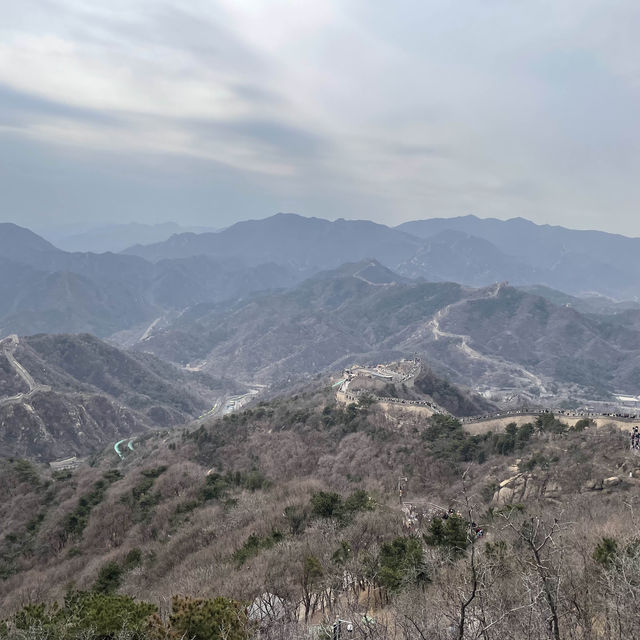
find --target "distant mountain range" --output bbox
[3,213,640,338]
[122,212,640,300]
[37,222,218,254]
[0,333,238,459]
[0,223,298,337]
[398,215,639,299]
[122,213,423,270]
[2,212,640,406]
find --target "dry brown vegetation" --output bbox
[2,384,640,639]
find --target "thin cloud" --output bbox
[0,0,639,233]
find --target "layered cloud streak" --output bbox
[1,0,640,231]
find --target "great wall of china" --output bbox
[335,363,640,435]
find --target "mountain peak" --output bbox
[0,222,61,265]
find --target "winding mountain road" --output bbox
[114,437,136,459]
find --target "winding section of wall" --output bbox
[0,334,51,406]
[337,386,640,434]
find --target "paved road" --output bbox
[197,402,219,419]
[114,437,136,459]
[223,389,262,415]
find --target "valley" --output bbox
[127,263,640,408]
[0,333,243,459]
[4,231,640,462]
[6,213,640,342]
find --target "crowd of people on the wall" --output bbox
[631,426,640,450]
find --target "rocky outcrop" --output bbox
[582,479,603,492]
[603,476,623,489]
[581,476,626,492]
[492,472,562,505]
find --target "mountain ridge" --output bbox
[120,212,640,299]
[0,224,302,337]
[4,213,640,342]
[129,266,640,402]
[0,333,240,459]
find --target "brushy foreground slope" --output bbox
[1,381,640,639]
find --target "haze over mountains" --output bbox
[37,222,219,254]
[2,211,640,460]
[0,223,298,337]
[120,213,640,299]
[2,212,640,339]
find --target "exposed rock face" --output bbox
[582,479,604,491]
[492,473,562,505]
[603,476,623,489]
[494,468,631,502]
[582,476,625,491]
[545,481,562,499]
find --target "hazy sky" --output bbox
[1,1,640,234]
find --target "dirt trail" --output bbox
[140,316,162,341]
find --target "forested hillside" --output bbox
[1,382,639,639]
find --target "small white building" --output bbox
[49,456,78,471]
